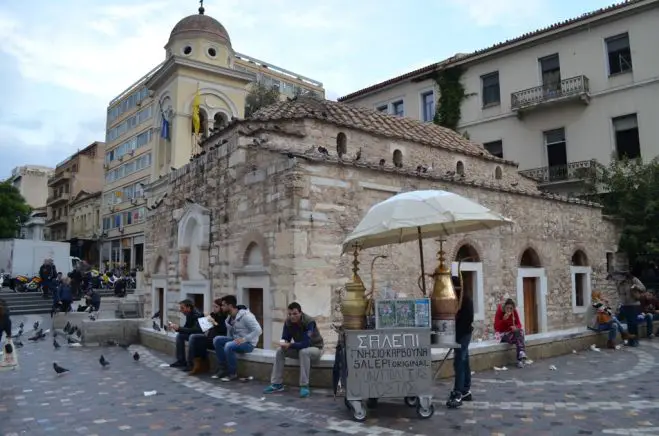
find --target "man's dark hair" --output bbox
[178,299,194,309]
[221,295,237,308]
[287,302,302,312]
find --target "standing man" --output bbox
[263,302,324,398]
[617,272,645,347]
[39,258,57,299]
[447,284,474,409]
[169,299,204,371]
[212,295,261,382]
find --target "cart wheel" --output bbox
[404,396,419,407]
[416,403,435,419]
[352,405,367,422]
[366,398,378,408]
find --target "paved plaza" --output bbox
[2,314,659,435]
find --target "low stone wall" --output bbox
[80,319,143,345]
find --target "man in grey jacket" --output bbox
[212,295,262,382]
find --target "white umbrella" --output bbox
[342,190,514,294]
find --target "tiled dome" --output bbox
[169,8,231,46]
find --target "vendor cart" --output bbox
[341,327,435,421]
[338,190,514,422]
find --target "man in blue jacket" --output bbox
[263,302,324,398]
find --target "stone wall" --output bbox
[144,133,300,348]
[293,157,619,341]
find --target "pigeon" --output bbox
[151,311,161,320]
[14,340,23,348]
[119,343,130,350]
[99,355,109,368]
[106,340,118,347]
[75,330,81,339]
[19,322,24,329]
[53,339,61,349]
[152,321,161,332]
[33,321,39,330]
[28,329,44,341]
[53,330,57,338]
[133,352,140,362]
[64,321,71,332]
[67,337,76,344]
[53,363,69,375]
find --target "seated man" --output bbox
[264,302,324,398]
[187,298,228,375]
[212,295,262,382]
[169,299,204,370]
[590,290,630,348]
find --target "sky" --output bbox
[0,0,621,178]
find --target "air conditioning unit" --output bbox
[129,150,135,156]
[119,227,125,234]
[136,101,142,107]
[119,156,124,162]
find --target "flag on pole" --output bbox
[192,85,201,135]
[160,113,170,140]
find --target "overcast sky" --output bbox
[0,0,617,177]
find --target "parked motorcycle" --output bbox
[101,272,120,290]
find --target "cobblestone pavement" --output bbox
[2,315,659,436]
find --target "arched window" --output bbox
[336,132,347,158]
[520,248,541,267]
[456,161,465,176]
[393,149,403,168]
[571,250,588,266]
[213,112,228,131]
[455,244,480,262]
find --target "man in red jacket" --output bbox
[494,298,528,368]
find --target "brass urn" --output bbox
[341,245,367,330]
[430,241,459,340]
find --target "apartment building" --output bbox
[68,191,102,264]
[339,0,659,196]
[101,3,324,269]
[46,141,105,243]
[7,165,53,209]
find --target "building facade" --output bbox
[141,97,619,350]
[68,191,102,265]
[46,142,105,242]
[338,0,659,196]
[7,165,53,209]
[101,4,324,270]
[20,208,47,241]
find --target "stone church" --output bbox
[140,95,620,350]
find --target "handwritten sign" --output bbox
[345,329,432,400]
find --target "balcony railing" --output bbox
[46,216,68,227]
[47,171,71,186]
[511,75,590,111]
[519,160,602,184]
[46,193,70,205]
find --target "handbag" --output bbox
[0,338,19,371]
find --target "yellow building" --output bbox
[101,4,324,269]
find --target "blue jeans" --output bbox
[453,333,471,394]
[598,317,624,341]
[213,336,254,375]
[621,305,641,343]
[188,333,210,360]
[643,313,655,336]
[175,333,191,363]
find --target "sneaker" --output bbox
[516,360,524,368]
[169,360,186,368]
[446,390,462,409]
[461,391,472,402]
[220,374,238,382]
[299,386,310,398]
[519,351,528,360]
[263,384,285,394]
[211,367,228,379]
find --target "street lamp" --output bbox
[93,230,107,271]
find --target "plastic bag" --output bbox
[0,338,19,371]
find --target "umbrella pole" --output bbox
[417,226,427,295]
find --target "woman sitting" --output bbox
[591,290,632,348]
[494,298,528,368]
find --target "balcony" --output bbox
[47,170,71,187]
[46,216,68,227]
[46,193,70,206]
[519,160,602,194]
[511,75,590,114]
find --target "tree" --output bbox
[0,181,31,239]
[587,158,659,264]
[245,82,280,117]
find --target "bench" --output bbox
[137,322,658,388]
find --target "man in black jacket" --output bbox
[186,298,228,375]
[447,283,474,409]
[169,299,204,371]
